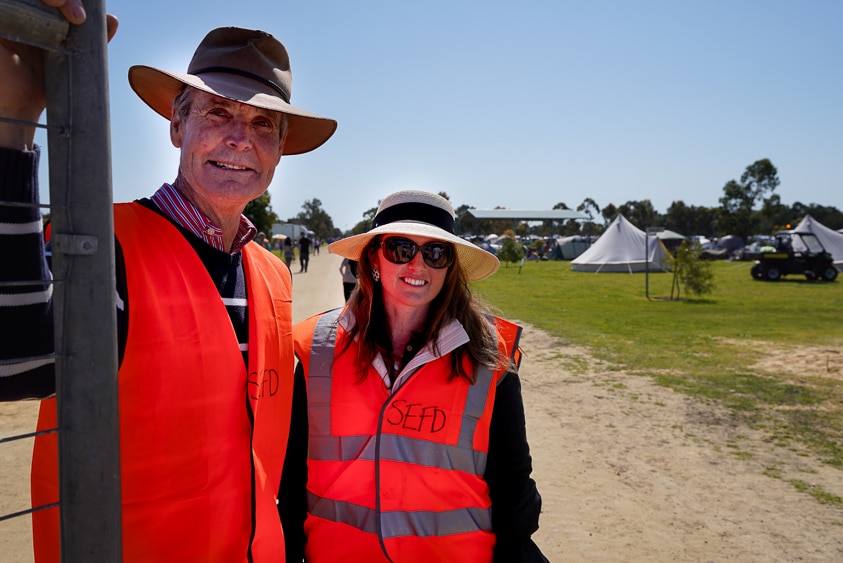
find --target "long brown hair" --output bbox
[338,236,509,383]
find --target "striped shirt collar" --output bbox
[150,183,257,253]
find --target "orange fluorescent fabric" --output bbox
[31,203,294,562]
[293,310,521,563]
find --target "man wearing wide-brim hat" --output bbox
[0,6,332,561]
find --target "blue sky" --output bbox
[38,0,843,232]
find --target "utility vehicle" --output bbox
[750,230,837,282]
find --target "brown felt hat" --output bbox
[128,27,337,155]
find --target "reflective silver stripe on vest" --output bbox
[308,310,342,440]
[306,311,501,536]
[308,491,492,539]
[308,311,495,475]
[310,431,486,474]
[308,490,379,534]
[375,433,487,474]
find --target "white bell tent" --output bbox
[793,214,843,268]
[571,214,671,273]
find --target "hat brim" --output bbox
[128,65,337,156]
[328,221,500,281]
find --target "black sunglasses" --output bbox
[380,237,455,269]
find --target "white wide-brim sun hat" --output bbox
[328,190,500,281]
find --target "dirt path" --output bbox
[520,324,843,561]
[2,250,842,561]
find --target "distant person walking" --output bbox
[298,231,311,272]
[338,258,358,301]
[283,237,295,269]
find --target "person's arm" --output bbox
[0,146,56,399]
[485,371,549,563]
[0,2,117,150]
[0,21,58,398]
[277,361,308,562]
[0,3,118,400]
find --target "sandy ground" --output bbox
[2,249,842,561]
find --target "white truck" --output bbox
[271,223,312,241]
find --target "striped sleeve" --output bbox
[0,146,56,399]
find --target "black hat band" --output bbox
[193,66,291,103]
[372,202,455,233]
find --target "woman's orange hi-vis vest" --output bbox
[293,309,522,563]
[31,202,295,562]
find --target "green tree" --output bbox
[601,203,618,225]
[617,199,660,230]
[455,204,475,236]
[757,194,789,235]
[664,201,718,238]
[664,200,691,235]
[669,241,715,299]
[496,231,525,267]
[718,178,754,238]
[742,158,780,198]
[577,198,601,239]
[786,202,843,230]
[243,192,280,236]
[551,202,574,234]
[350,206,378,235]
[718,158,780,240]
[288,198,335,241]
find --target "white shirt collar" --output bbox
[338,308,469,390]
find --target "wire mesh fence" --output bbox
[0,0,121,560]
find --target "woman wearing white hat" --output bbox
[293,190,547,562]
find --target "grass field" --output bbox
[474,259,843,475]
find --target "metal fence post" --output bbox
[44,1,122,559]
[0,0,122,560]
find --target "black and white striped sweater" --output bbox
[0,146,248,398]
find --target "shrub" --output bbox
[497,236,525,267]
[670,241,715,298]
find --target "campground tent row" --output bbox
[543,212,843,274]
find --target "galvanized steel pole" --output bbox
[41,0,122,560]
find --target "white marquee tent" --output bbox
[571,214,671,273]
[793,214,843,268]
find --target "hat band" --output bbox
[372,202,455,233]
[192,66,290,103]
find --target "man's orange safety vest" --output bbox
[31,202,295,562]
[293,309,521,562]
